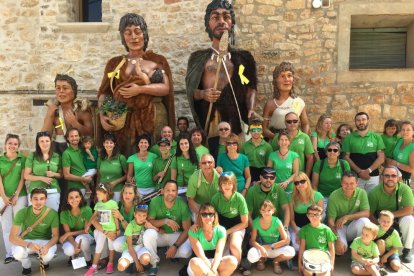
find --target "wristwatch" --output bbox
[173,243,179,248]
[270,244,275,250]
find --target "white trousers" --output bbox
[93,229,115,254]
[0,196,27,258]
[399,215,414,249]
[247,245,295,263]
[113,235,126,253]
[357,176,379,193]
[143,229,192,264]
[62,234,94,261]
[28,192,60,212]
[289,227,301,252]
[113,192,121,202]
[337,217,370,250]
[120,245,150,263]
[12,239,57,269]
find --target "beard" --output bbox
[356,123,368,131]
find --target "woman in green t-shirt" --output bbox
[0,134,27,264]
[311,114,335,161]
[191,127,210,162]
[381,119,400,159]
[171,133,198,195]
[247,200,294,274]
[59,188,94,265]
[289,172,324,252]
[267,130,299,194]
[97,133,127,202]
[188,203,238,276]
[24,131,62,211]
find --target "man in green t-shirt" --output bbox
[150,126,177,157]
[152,138,173,189]
[246,167,290,228]
[343,112,385,192]
[368,166,414,263]
[143,180,192,275]
[186,154,220,220]
[62,128,92,191]
[10,188,59,276]
[327,171,370,256]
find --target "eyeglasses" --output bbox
[250,128,262,133]
[294,179,307,186]
[262,175,276,180]
[226,142,238,146]
[136,204,148,210]
[219,128,230,132]
[221,171,234,177]
[36,131,50,137]
[327,148,339,153]
[285,120,299,124]
[200,212,215,218]
[98,183,108,192]
[307,213,321,218]
[201,161,213,165]
[383,174,398,178]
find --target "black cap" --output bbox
[157,137,170,146]
[261,167,276,176]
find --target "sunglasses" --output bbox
[201,161,213,165]
[250,128,262,133]
[285,120,299,124]
[36,131,50,137]
[383,174,398,178]
[201,212,215,218]
[327,148,339,153]
[226,141,238,146]
[294,179,307,186]
[219,128,230,132]
[136,204,148,210]
[221,171,234,177]
[262,175,276,180]
[307,213,321,218]
[98,183,108,191]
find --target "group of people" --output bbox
[1,0,414,276]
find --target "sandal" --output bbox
[273,261,283,274]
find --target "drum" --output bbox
[303,249,331,273]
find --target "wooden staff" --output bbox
[204,30,229,134]
[157,155,175,186]
[74,239,83,259]
[0,194,15,216]
[39,255,46,276]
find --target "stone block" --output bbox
[358,104,382,118]
[351,96,370,106]
[257,5,275,15]
[383,104,407,119]
[20,0,39,8]
[286,0,305,10]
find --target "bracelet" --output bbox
[368,168,372,173]
[173,243,179,248]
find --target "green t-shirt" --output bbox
[368,182,414,215]
[217,153,249,192]
[312,159,351,197]
[311,132,336,148]
[186,169,220,205]
[148,196,191,234]
[241,139,272,168]
[13,206,59,240]
[60,206,93,231]
[252,216,282,244]
[171,156,198,187]
[378,226,402,251]
[288,191,324,214]
[0,153,27,197]
[119,203,135,232]
[298,223,337,252]
[327,187,370,223]
[268,150,299,193]
[122,220,145,251]
[94,200,118,231]
[97,154,127,192]
[271,130,314,172]
[62,145,87,190]
[127,153,157,189]
[246,183,289,219]
[210,192,248,219]
[188,225,226,251]
[82,146,98,170]
[218,144,226,156]
[381,134,399,158]
[392,138,414,178]
[25,152,61,192]
[195,145,210,162]
[152,155,173,189]
[350,237,379,261]
[150,140,177,157]
[342,131,385,176]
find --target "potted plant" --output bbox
[98,95,128,131]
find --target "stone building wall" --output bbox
[1,0,413,152]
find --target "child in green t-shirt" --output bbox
[375,210,402,272]
[117,204,158,273]
[298,204,336,276]
[350,221,380,276]
[85,183,119,276]
[81,136,98,198]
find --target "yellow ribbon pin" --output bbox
[107,70,120,79]
[293,100,300,115]
[239,65,249,85]
[55,117,65,129]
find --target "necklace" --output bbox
[278,150,288,157]
[127,57,143,65]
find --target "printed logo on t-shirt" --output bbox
[355,199,360,207]
[259,150,265,157]
[111,161,120,166]
[366,141,374,148]
[97,210,111,225]
[148,163,153,168]
[318,235,326,244]
[298,139,304,145]
[230,207,238,215]
[336,172,341,179]
[271,192,278,199]
[132,230,144,246]
[286,163,292,169]
[397,153,403,160]
[398,196,402,203]
[357,246,372,259]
